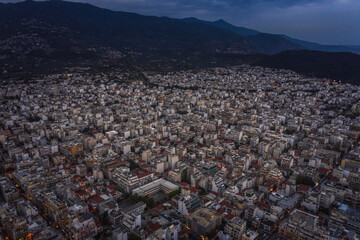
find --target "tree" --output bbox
[129,194,155,209]
[177,110,188,115]
[181,169,189,183]
[129,233,142,240]
[146,197,155,208]
[168,188,181,198]
[129,194,140,203]
[198,186,207,196]
[129,160,140,170]
[296,175,315,187]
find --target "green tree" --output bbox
[129,233,142,240]
[147,197,155,208]
[129,160,140,170]
[181,169,189,183]
[198,186,207,195]
[296,175,315,187]
[168,188,181,198]
[129,194,140,203]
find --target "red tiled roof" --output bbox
[257,201,270,209]
[168,200,176,205]
[155,205,164,211]
[138,172,151,178]
[330,177,340,182]
[217,208,226,214]
[225,213,235,220]
[318,168,328,175]
[147,221,162,232]
[88,195,105,204]
[298,184,311,192]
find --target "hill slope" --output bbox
[0,0,257,55]
[182,18,360,55]
[182,18,259,37]
[253,50,360,84]
[0,0,359,84]
[182,18,302,54]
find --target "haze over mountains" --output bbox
[181,17,360,55]
[0,0,360,84]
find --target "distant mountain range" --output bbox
[0,0,360,84]
[181,17,360,55]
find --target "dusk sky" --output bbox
[1,0,359,45]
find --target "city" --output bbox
[0,65,359,239]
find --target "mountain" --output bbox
[182,17,360,55]
[182,17,301,54]
[0,0,359,84]
[211,19,260,37]
[253,50,360,85]
[0,0,258,55]
[347,45,360,50]
[279,35,360,55]
[246,33,303,54]
[182,17,259,37]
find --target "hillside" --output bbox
[0,0,359,84]
[253,50,360,84]
[182,18,360,55]
[0,0,257,55]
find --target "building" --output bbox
[349,172,360,190]
[187,208,222,236]
[212,176,225,193]
[132,179,178,197]
[178,194,201,215]
[242,229,259,240]
[112,225,129,240]
[113,169,153,193]
[224,217,246,240]
[279,209,328,239]
[76,164,87,177]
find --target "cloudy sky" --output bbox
[1,0,360,45]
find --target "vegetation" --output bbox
[181,169,190,183]
[129,194,156,208]
[128,233,142,240]
[296,175,315,187]
[197,186,207,195]
[168,188,181,198]
[177,110,188,115]
[129,160,140,170]
[254,50,360,85]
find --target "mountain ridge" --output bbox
[0,0,360,84]
[181,17,360,55]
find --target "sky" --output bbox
[1,0,359,45]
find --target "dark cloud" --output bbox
[1,0,359,45]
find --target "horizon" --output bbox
[1,0,359,46]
